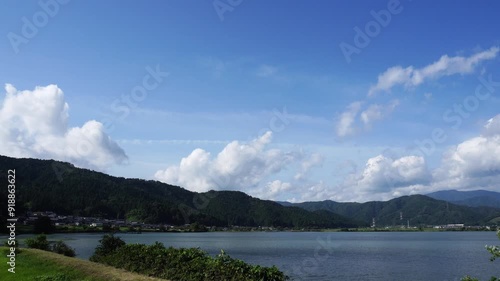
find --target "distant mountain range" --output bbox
[0,155,358,229]
[1,155,498,229]
[277,194,500,226]
[426,190,500,208]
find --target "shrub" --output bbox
[462,231,500,281]
[89,234,125,262]
[486,231,500,262]
[90,235,288,281]
[51,241,76,257]
[25,234,50,251]
[25,234,76,257]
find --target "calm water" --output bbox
[15,231,500,280]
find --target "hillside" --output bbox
[278,195,500,226]
[427,190,500,208]
[0,247,165,281]
[0,155,359,229]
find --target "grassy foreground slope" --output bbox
[0,247,166,281]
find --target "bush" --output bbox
[25,234,76,257]
[463,231,500,281]
[90,236,288,281]
[25,234,50,251]
[89,234,125,262]
[51,241,76,257]
[486,231,500,262]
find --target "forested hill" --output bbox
[278,195,500,226]
[427,190,500,208]
[0,155,361,229]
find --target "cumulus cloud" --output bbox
[434,114,500,188]
[287,155,431,203]
[0,84,127,170]
[250,180,293,200]
[439,136,500,178]
[335,100,399,137]
[288,115,500,203]
[289,155,429,202]
[288,181,332,203]
[337,115,500,201]
[354,155,430,192]
[368,46,499,96]
[154,131,302,194]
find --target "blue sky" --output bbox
[1,0,500,202]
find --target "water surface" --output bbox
[16,231,499,280]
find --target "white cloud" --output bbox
[368,46,499,96]
[341,115,500,201]
[288,181,332,203]
[285,155,430,203]
[434,115,500,185]
[154,131,302,194]
[484,114,500,136]
[287,115,500,203]
[289,154,428,202]
[250,180,293,200]
[0,84,127,170]
[360,100,399,127]
[355,155,430,192]
[335,101,362,137]
[336,100,399,137]
[294,153,324,180]
[368,66,414,96]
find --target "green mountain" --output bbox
[427,190,500,208]
[278,195,500,226]
[0,155,360,229]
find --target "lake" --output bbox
[15,231,500,280]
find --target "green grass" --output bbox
[0,247,166,281]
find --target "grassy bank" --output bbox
[0,247,166,281]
